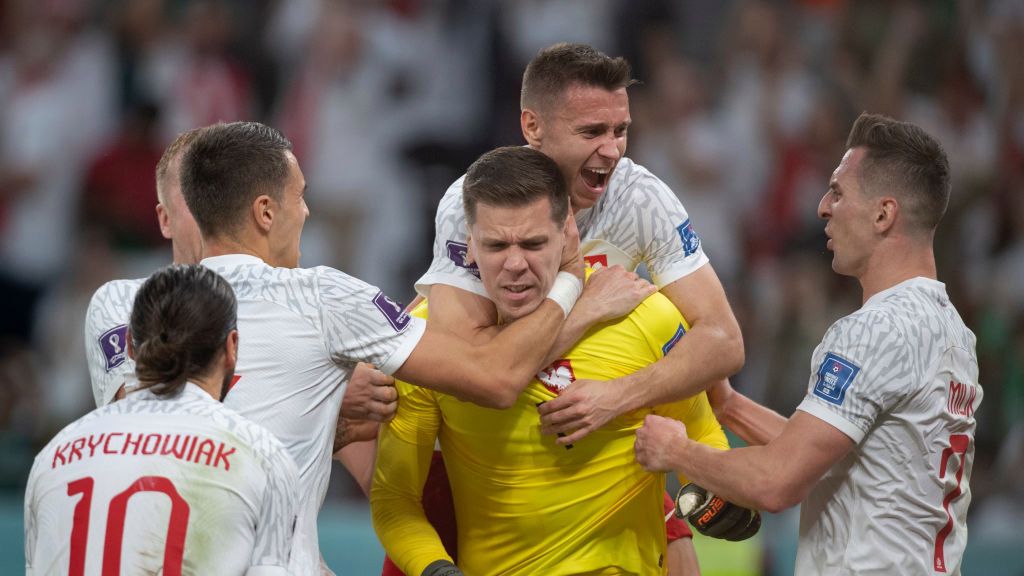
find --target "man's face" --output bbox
[156,156,203,265]
[818,147,878,278]
[469,197,565,322]
[268,151,309,268]
[533,84,630,211]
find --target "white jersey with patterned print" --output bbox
[25,383,300,576]
[201,253,426,575]
[85,278,144,407]
[415,156,709,298]
[794,277,981,575]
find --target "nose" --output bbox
[598,134,622,161]
[503,247,528,273]
[817,191,830,220]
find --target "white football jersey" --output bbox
[202,254,426,575]
[794,278,981,575]
[415,156,709,298]
[84,278,143,407]
[25,383,300,576]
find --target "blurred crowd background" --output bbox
[0,0,1022,572]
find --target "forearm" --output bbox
[335,439,377,497]
[619,323,742,413]
[717,392,788,446]
[371,432,450,575]
[674,440,785,512]
[543,304,600,365]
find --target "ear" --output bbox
[225,329,239,369]
[126,328,135,360]
[156,203,172,240]
[253,195,274,234]
[521,108,543,147]
[465,234,476,265]
[875,197,898,234]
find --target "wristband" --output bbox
[545,272,583,317]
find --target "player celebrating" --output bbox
[26,264,300,575]
[635,113,981,575]
[178,121,645,574]
[406,42,745,574]
[372,146,758,576]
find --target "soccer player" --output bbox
[635,113,982,575]
[409,42,745,574]
[178,121,643,574]
[26,264,300,575]
[372,146,754,576]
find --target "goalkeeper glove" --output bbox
[421,560,464,576]
[673,483,761,541]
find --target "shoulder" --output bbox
[609,157,676,199]
[86,278,144,324]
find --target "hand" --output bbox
[576,265,656,324]
[634,414,690,472]
[538,378,623,445]
[673,483,761,541]
[332,417,380,454]
[340,362,397,422]
[558,208,584,279]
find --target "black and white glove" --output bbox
[421,560,464,576]
[673,483,761,541]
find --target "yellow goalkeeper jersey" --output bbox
[371,289,729,576]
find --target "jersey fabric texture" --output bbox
[201,253,426,575]
[794,278,981,575]
[25,383,299,575]
[85,278,144,407]
[416,156,709,299]
[372,289,728,576]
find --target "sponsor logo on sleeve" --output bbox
[676,219,701,257]
[446,240,480,278]
[537,359,576,394]
[813,352,860,405]
[373,292,411,332]
[661,324,687,355]
[99,325,129,371]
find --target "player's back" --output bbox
[203,253,423,573]
[25,384,299,575]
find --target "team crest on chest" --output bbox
[537,359,576,394]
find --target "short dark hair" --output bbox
[155,127,206,204]
[130,264,237,396]
[521,43,636,113]
[846,112,951,231]
[463,146,568,227]
[181,121,293,238]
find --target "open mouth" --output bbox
[581,167,610,190]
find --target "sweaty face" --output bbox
[268,151,309,268]
[534,85,630,211]
[818,147,878,278]
[158,157,203,265]
[469,198,565,323]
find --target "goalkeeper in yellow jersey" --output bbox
[371,146,759,576]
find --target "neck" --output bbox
[201,235,269,264]
[858,238,937,304]
[190,371,226,402]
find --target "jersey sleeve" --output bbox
[796,311,910,443]
[624,168,710,288]
[370,382,449,576]
[315,267,427,376]
[24,454,42,574]
[84,281,137,407]
[249,441,300,574]
[413,176,490,300]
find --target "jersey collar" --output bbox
[200,253,266,269]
